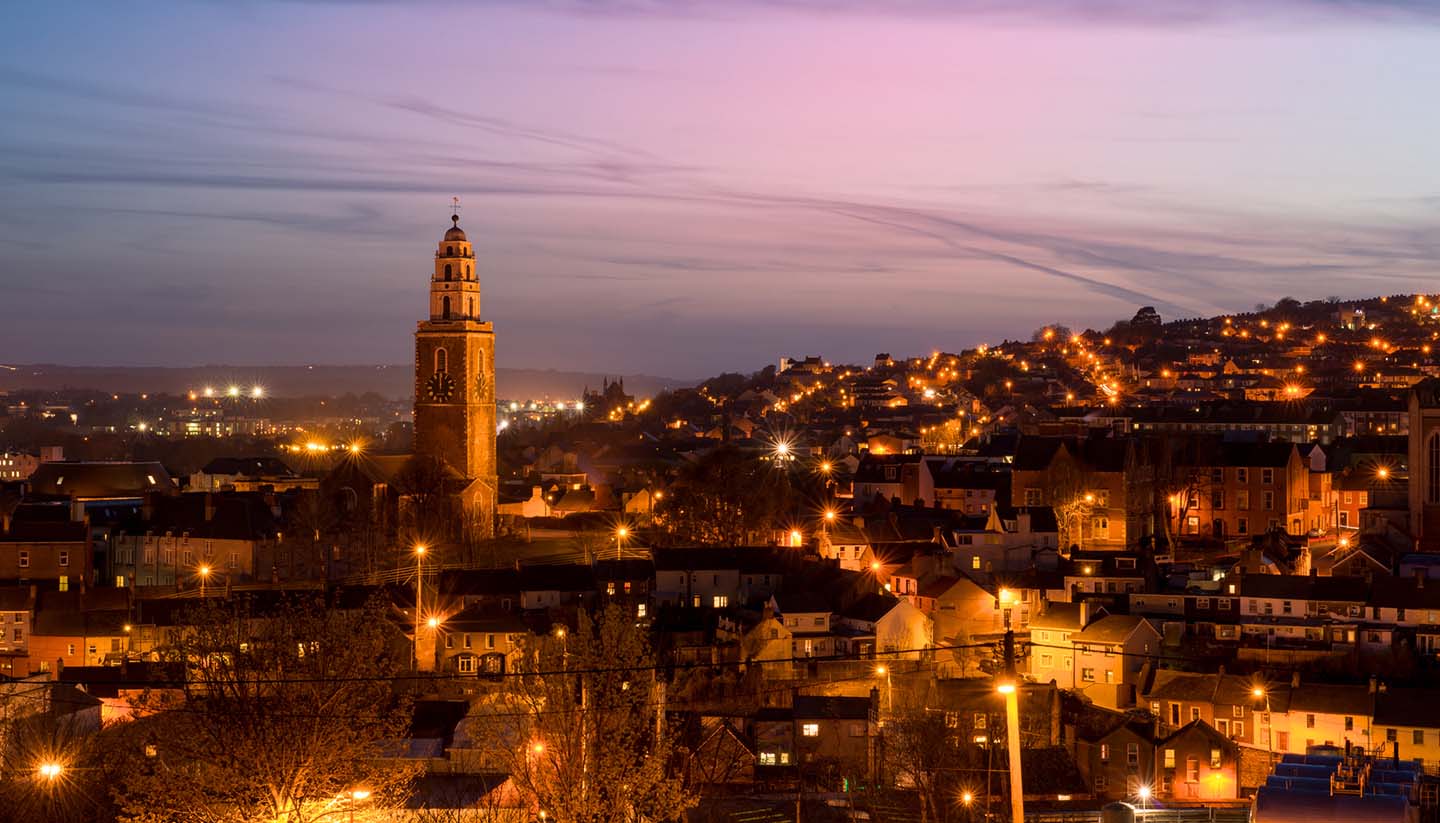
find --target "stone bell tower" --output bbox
[413,209,497,537]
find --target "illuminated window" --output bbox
[801,723,819,737]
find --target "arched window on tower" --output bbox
[1429,432,1440,504]
[466,264,472,279]
[442,296,451,320]
[468,298,474,317]
[435,347,448,374]
[447,245,454,256]
[444,263,453,281]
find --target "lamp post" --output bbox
[996,630,1024,823]
[616,526,629,561]
[876,664,892,715]
[198,565,211,599]
[1253,686,1274,770]
[413,544,427,672]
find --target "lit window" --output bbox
[801,723,820,737]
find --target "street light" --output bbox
[413,545,427,673]
[876,665,892,713]
[1137,785,1151,809]
[616,525,629,560]
[347,789,371,823]
[1253,686,1274,769]
[198,565,211,598]
[38,762,63,781]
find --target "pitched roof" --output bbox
[28,461,174,498]
[1073,615,1154,645]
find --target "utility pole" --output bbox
[998,629,1025,823]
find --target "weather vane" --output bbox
[451,196,461,217]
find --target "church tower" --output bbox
[414,211,497,537]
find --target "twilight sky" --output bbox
[3,2,1440,378]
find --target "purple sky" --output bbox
[3,1,1440,378]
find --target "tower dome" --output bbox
[444,213,467,242]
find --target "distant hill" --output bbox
[0,365,693,401]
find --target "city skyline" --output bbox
[4,1,1440,376]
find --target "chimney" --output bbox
[1291,671,1301,689]
[1079,599,1091,628]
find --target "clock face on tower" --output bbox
[475,371,488,400]
[426,372,456,402]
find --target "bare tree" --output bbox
[493,605,692,823]
[113,595,417,823]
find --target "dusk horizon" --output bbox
[6,1,1440,376]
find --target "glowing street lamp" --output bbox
[227,385,241,398]
[198,565,211,598]
[347,789,372,823]
[38,762,63,781]
[616,525,630,560]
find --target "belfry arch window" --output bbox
[444,263,452,281]
[447,245,454,256]
[466,264,472,279]
[442,296,451,320]
[468,298,474,317]
[1429,432,1440,504]
[434,347,448,374]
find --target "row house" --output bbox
[1239,574,1369,622]
[753,694,879,784]
[1155,721,1243,801]
[1128,403,1346,445]
[111,493,277,587]
[1143,670,1277,750]
[1011,436,1151,552]
[930,461,1009,516]
[1367,574,1440,655]
[0,585,36,676]
[835,593,931,659]
[1065,551,1154,599]
[1072,707,1157,800]
[652,547,790,609]
[951,506,1060,576]
[436,605,528,677]
[851,454,933,507]
[1175,442,1311,540]
[1069,615,1160,710]
[0,509,91,586]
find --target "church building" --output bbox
[412,211,499,539]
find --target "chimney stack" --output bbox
[1079,598,1092,628]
